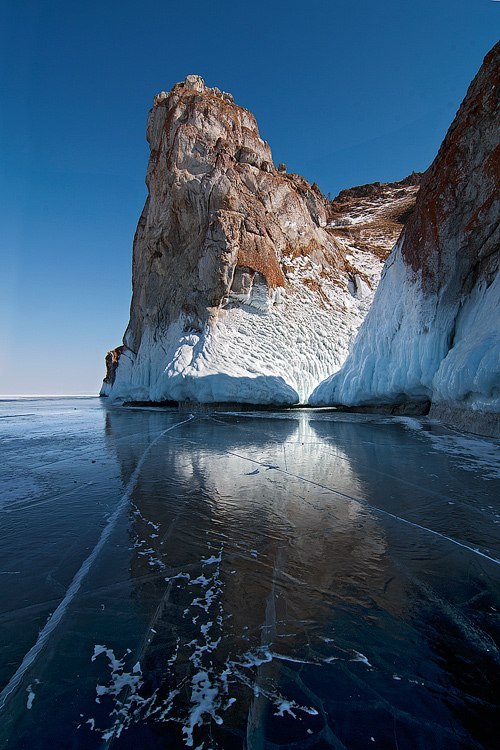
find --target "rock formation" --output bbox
[101,74,418,404]
[311,44,499,436]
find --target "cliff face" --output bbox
[311,44,499,435]
[102,75,417,404]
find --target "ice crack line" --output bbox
[224,450,500,567]
[0,415,197,713]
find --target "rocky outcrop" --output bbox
[327,173,421,257]
[311,44,499,436]
[102,75,417,404]
[101,346,124,397]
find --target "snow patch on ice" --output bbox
[350,650,372,667]
[87,645,154,741]
[82,540,326,744]
[26,684,35,709]
[393,417,424,431]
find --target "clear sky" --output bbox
[0,0,498,395]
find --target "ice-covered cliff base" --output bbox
[106,266,375,406]
[310,253,500,437]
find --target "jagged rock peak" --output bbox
[146,74,275,192]
[329,172,422,208]
[154,74,235,105]
[326,174,422,261]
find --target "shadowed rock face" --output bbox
[102,346,124,390]
[101,74,418,404]
[400,46,498,295]
[311,43,499,436]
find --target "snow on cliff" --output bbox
[101,75,418,404]
[311,44,499,434]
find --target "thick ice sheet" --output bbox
[0,398,499,749]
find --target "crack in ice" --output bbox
[0,415,197,713]
[223,449,500,566]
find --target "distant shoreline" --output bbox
[0,395,98,399]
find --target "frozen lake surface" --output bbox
[0,397,499,749]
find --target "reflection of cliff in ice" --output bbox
[106,411,393,625]
[1,400,497,750]
[102,409,397,747]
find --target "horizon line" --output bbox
[0,394,98,398]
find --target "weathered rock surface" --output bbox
[101,75,417,404]
[328,172,420,252]
[311,44,499,436]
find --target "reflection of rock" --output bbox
[104,408,169,486]
[102,409,397,741]
[308,415,500,747]
[105,410,391,620]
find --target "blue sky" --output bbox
[1,0,498,394]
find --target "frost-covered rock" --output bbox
[101,75,418,404]
[311,44,499,436]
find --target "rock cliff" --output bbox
[101,75,417,404]
[311,44,499,436]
